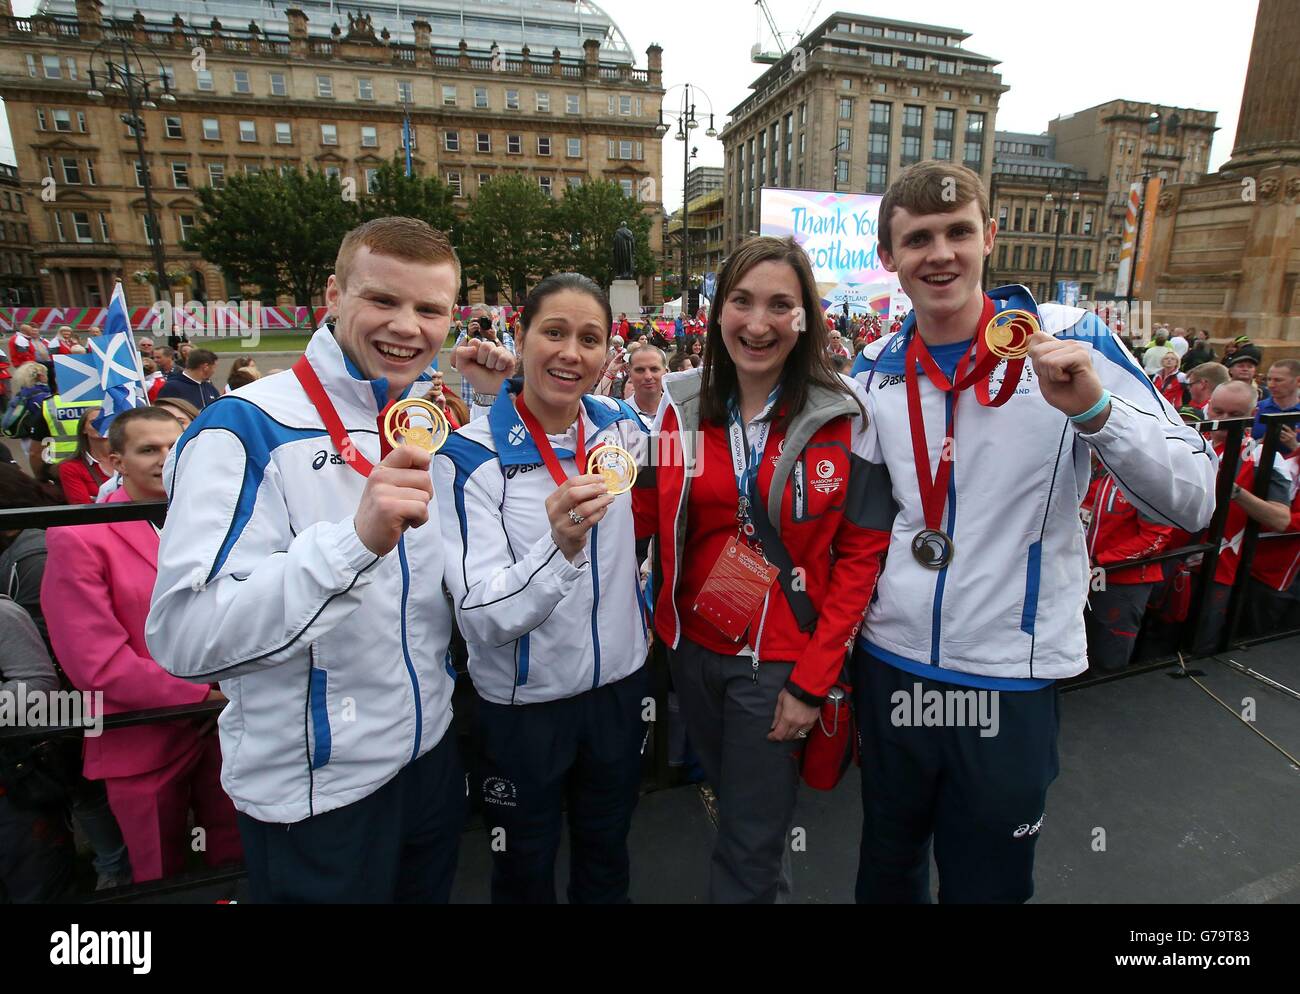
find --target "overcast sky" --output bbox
[2,0,1260,209]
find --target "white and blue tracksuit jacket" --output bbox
[855,286,1219,684]
[146,327,457,824]
[434,382,649,706]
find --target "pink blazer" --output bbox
[41,487,210,780]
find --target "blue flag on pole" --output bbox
[52,352,106,405]
[89,283,147,432]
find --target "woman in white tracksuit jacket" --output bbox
[435,273,649,904]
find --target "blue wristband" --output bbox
[1069,389,1111,426]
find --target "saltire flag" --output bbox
[89,282,147,433]
[52,352,105,404]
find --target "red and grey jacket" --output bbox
[1206,438,1297,586]
[634,370,895,701]
[1250,451,1300,592]
[1086,471,1176,584]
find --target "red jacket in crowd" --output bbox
[1086,471,1176,584]
[8,331,36,367]
[1208,438,1296,586]
[1153,371,1186,409]
[1251,452,1300,592]
[58,453,111,505]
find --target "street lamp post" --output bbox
[1044,175,1080,302]
[657,83,717,316]
[87,39,177,302]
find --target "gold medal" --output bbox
[586,445,637,496]
[984,309,1040,360]
[383,398,450,454]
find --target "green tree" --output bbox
[548,180,655,288]
[358,157,456,235]
[187,168,358,305]
[460,174,555,304]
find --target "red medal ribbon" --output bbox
[904,296,1028,531]
[513,391,587,488]
[292,354,393,479]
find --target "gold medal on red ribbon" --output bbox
[587,445,637,495]
[384,398,450,454]
[984,309,1040,360]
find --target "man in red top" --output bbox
[1083,470,1177,670]
[8,323,38,367]
[1245,445,1300,636]
[1193,382,1295,653]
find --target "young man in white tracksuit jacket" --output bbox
[146,219,512,902]
[851,162,1218,904]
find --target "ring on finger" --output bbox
[568,509,584,525]
[796,729,809,739]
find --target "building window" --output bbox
[357,78,374,101]
[619,179,634,198]
[244,164,262,177]
[364,168,379,194]
[566,137,581,158]
[839,98,853,120]
[507,134,522,154]
[475,87,489,109]
[538,175,552,197]
[202,118,220,140]
[98,212,110,241]
[170,162,189,188]
[316,75,333,98]
[836,160,849,186]
[870,101,891,126]
[84,159,96,185]
[324,166,341,180]
[1012,245,1022,269]
[446,172,462,197]
[566,94,580,115]
[196,69,213,91]
[505,89,519,110]
[477,132,491,153]
[239,120,257,142]
[537,136,551,156]
[53,212,66,242]
[319,124,338,146]
[41,55,61,79]
[1026,246,1037,270]
[478,172,492,189]
[536,91,550,112]
[275,122,292,144]
[207,163,225,188]
[620,95,633,115]
[142,215,159,245]
[270,72,287,96]
[398,80,414,104]
[51,109,71,132]
[442,85,457,107]
[1083,249,1092,271]
[72,211,93,243]
[233,70,251,94]
[61,158,81,185]
[361,126,378,148]
[837,127,851,154]
[178,213,195,243]
[444,131,460,152]
[76,111,87,133]
[1012,208,1023,231]
[162,115,182,139]
[1028,208,1039,230]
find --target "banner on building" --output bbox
[1132,177,1162,296]
[1114,182,1142,298]
[759,187,908,316]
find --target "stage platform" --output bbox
[107,636,1300,905]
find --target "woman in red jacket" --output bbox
[1152,351,1187,409]
[56,410,112,504]
[636,236,894,902]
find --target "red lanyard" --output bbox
[513,391,587,488]
[904,296,1026,533]
[292,355,393,479]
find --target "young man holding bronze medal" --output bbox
[146,218,514,903]
[851,162,1218,903]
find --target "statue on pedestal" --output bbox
[612,221,635,281]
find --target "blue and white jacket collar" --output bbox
[488,377,639,467]
[874,284,1041,376]
[304,325,420,419]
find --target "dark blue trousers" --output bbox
[237,730,466,904]
[474,667,648,904]
[851,649,1060,904]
